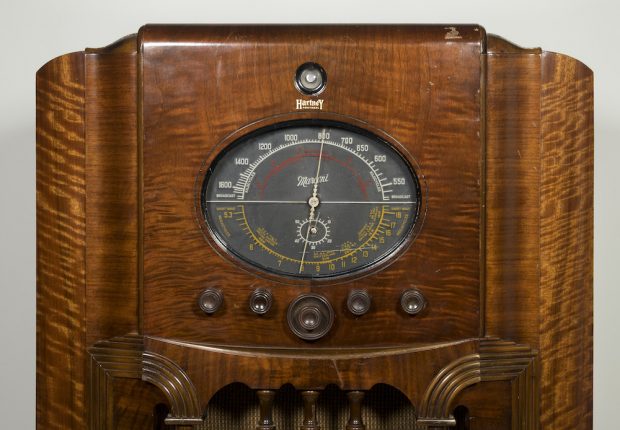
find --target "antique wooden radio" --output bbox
[36,25,593,429]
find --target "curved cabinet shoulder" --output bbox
[36,50,87,430]
[539,50,593,430]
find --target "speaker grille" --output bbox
[193,383,416,430]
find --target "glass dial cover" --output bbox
[201,121,422,279]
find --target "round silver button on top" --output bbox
[304,71,318,84]
[295,62,327,95]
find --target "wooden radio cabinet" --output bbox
[36,25,593,429]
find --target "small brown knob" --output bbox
[287,294,334,341]
[347,290,371,316]
[250,288,273,315]
[400,289,426,315]
[298,306,322,330]
[198,288,223,314]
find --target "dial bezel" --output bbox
[194,112,427,285]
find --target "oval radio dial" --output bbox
[201,120,422,279]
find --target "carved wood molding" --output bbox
[88,335,204,428]
[416,338,539,429]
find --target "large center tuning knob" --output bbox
[287,293,334,341]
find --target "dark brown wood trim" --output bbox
[88,335,204,428]
[485,50,542,348]
[416,339,539,430]
[84,48,139,346]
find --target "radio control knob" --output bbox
[287,293,334,341]
[198,288,223,314]
[249,288,273,315]
[298,306,322,330]
[400,289,427,315]
[347,290,371,316]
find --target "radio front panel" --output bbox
[141,26,482,346]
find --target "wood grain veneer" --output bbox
[36,26,593,430]
[539,51,593,430]
[84,45,139,346]
[485,40,543,348]
[36,51,88,430]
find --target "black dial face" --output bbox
[200,121,422,279]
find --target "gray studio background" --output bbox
[1,0,617,428]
